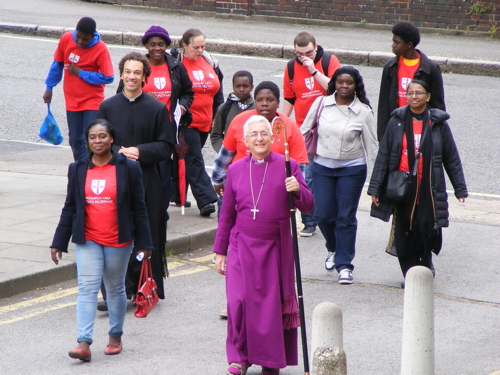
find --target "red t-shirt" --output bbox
[223,110,308,164]
[283,55,340,126]
[399,119,423,185]
[143,63,172,117]
[397,54,420,108]
[182,57,221,132]
[54,32,114,111]
[84,164,131,247]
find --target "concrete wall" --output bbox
[107,0,499,33]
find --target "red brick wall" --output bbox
[122,0,499,32]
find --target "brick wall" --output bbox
[116,0,499,32]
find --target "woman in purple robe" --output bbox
[214,115,314,375]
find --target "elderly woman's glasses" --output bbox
[406,91,427,97]
[247,131,270,139]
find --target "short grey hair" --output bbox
[243,115,272,138]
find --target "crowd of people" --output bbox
[47,17,467,374]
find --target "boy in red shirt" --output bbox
[43,17,114,161]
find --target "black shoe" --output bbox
[200,203,215,217]
[174,200,191,208]
[97,301,108,312]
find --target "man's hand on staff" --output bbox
[285,176,300,192]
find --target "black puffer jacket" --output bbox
[368,106,468,228]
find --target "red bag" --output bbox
[134,259,158,318]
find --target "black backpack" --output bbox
[287,52,332,85]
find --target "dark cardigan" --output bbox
[51,152,153,253]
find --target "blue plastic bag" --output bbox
[39,104,63,145]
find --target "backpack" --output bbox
[287,52,332,85]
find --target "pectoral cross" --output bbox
[250,207,259,220]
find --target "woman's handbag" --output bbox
[386,119,429,201]
[39,104,64,145]
[304,97,325,157]
[386,170,412,201]
[134,258,159,318]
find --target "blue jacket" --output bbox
[51,152,153,252]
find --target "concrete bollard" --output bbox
[312,346,347,375]
[311,302,346,375]
[401,266,435,375]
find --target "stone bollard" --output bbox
[311,302,346,375]
[401,266,435,375]
[312,346,347,375]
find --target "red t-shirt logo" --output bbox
[69,53,80,63]
[91,179,106,195]
[304,77,315,90]
[193,70,204,82]
[154,77,166,90]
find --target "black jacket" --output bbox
[117,53,194,126]
[377,50,446,141]
[51,152,153,252]
[368,107,468,228]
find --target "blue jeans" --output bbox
[66,110,98,161]
[299,157,317,227]
[75,241,133,344]
[313,163,367,271]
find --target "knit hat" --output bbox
[142,26,171,46]
[76,17,96,35]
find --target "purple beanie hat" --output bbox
[142,26,172,46]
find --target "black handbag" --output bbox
[386,119,428,201]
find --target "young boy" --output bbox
[210,70,255,153]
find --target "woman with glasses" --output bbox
[301,66,378,284]
[368,80,467,286]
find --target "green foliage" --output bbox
[467,1,490,15]
[361,19,368,25]
[489,20,498,38]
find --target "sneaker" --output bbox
[299,226,316,237]
[200,203,215,217]
[325,252,335,271]
[338,269,353,284]
[97,301,108,312]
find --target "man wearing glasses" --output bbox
[282,32,340,238]
[377,21,446,142]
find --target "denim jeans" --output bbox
[299,157,317,227]
[75,241,132,344]
[313,163,367,271]
[66,110,98,161]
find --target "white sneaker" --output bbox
[338,269,353,284]
[325,252,335,271]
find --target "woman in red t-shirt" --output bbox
[50,119,153,362]
[171,29,223,216]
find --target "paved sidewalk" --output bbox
[0,145,218,298]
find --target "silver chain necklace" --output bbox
[249,158,269,220]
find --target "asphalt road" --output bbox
[2,0,500,62]
[1,32,499,196]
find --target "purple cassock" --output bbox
[213,151,314,369]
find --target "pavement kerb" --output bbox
[1,22,499,77]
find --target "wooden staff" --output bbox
[272,116,310,375]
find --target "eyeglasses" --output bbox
[406,91,427,97]
[246,131,271,139]
[295,49,315,57]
